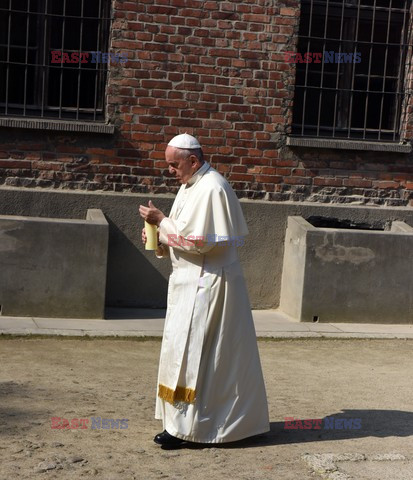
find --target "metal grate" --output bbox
[292,0,412,142]
[0,0,111,121]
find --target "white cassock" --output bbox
[154,161,269,443]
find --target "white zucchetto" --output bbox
[168,133,201,149]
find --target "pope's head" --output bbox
[165,133,204,184]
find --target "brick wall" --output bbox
[1,0,413,206]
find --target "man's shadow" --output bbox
[262,409,413,446]
[184,409,413,449]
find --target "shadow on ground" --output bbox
[179,409,413,450]
[0,381,50,436]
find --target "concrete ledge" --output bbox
[286,136,412,153]
[391,221,413,233]
[86,208,108,224]
[1,309,413,339]
[0,117,115,134]
[0,208,109,319]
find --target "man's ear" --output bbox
[190,155,199,167]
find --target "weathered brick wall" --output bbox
[1,0,413,206]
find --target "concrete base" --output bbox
[280,216,413,323]
[1,186,413,311]
[0,208,108,319]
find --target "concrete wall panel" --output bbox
[0,208,108,318]
[280,216,413,323]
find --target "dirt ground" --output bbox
[1,337,413,480]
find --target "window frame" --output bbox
[289,0,412,146]
[0,0,113,125]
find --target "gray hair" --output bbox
[175,148,204,163]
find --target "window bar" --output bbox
[23,0,31,116]
[300,0,315,135]
[399,2,413,141]
[362,0,378,139]
[99,0,109,119]
[5,0,12,115]
[41,0,48,118]
[93,0,103,122]
[58,0,67,119]
[76,0,85,121]
[377,0,393,141]
[316,0,330,137]
[393,1,409,140]
[332,0,346,137]
[347,0,362,139]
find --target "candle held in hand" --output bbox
[145,221,158,250]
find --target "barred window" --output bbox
[0,0,111,121]
[291,0,411,142]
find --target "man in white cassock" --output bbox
[139,133,269,448]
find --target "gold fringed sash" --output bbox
[158,383,196,405]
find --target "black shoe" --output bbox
[153,430,186,449]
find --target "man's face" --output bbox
[165,146,199,184]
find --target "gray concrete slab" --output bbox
[33,317,165,333]
[0,208,108,319]
[0,316,37,329]
[2,309,413,339]
[280,216,413,324]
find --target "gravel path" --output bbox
[1,337,412,479]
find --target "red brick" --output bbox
[372,181,400,189]
[229,173,255,181]
[283,177,312,185]
[209,48,238,58]
[0,160,32,169]
[141,80,173,89]
[204,1,219,9]
[343,178,373,188]
[280,7,298,16]
[244,14,271,23]
[314,177,344,187]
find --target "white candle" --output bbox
[145,221,158,250]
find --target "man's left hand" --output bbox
[139,200,166,226]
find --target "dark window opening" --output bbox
[307,216,385,230]
[0,0,111,121]
[291,0,411,142]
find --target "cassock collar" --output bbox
[186,161,210,187]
